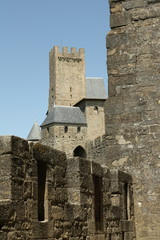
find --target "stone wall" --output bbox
[88,0,160,239]
[0,135,135,240]
[41,125,87,157]
[76,100,106,141]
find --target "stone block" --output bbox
[67,157,91,173]
[111,233,122,240]
[118,170,132,183]
[72,225,82,237]
[0,231,7,240]
[15,200,26,221]
[106,112,142,124]
[25,199,38,220]
[33,143,67,168]
[67,172,80,187]
[122,0,147,10]
[103,193,112,206]
[0,136,29,157]
[54,187,68,204]
[110,169,119,182]
[87,219,96,234]
[111,206,123,220]
[23,181,32,200]
[147,0,160,4]
[110,181,121,194]
[67,188,81,204]
[110,13,131,28]
[103,178,110,192]
[120,220,134,232]
[106,32,128,49]
[91,161,103,176]
[0,155,12,199]
[90,234,105,240]
[11,157,25,178]
[32,181,38,200]
[51,206,64,220]
[54,165,66,186]
[65,204,87,221]
[123,231,134,240]
[81,173,93,190]
[111,194,121,206]
[0,201,12,225]
[31,220,54,239]
[11,179,24,200]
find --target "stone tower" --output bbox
[88,1,160,239]
[48,46,86,111]
[39,46,107,157]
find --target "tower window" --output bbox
[94,106,99,114]
[77,126,81,133]
[93,175,103,231]
[37,161,48,221]
[64,126,68,133]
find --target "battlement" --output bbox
[50,46,85,57]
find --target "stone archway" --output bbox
[73,145,87,158]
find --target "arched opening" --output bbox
[73,146,87,158]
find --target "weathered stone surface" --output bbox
[110,12,131,28]
[0,135,29,157]
[88,1,160,239]
[0,135,135,239]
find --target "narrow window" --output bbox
[93,175,103,231]
[37,161,47,221]
[123,183,130,220]
[64,126,68,133]
[77,126,81,133]
[94,106,99,114]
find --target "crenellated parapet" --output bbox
[50,45,84,55]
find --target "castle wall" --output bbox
[77,100,106,141]
[49,46,86,110]
[41,125,87,157]
[0,135,135,240]
[88,1,160,239]
[85,100,106,141]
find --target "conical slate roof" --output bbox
[27,121,41,141]
[41,106,87,128]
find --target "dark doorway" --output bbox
[73,146,87,158]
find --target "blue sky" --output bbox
[0,0,110,139]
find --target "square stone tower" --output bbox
[48,46,86,111]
